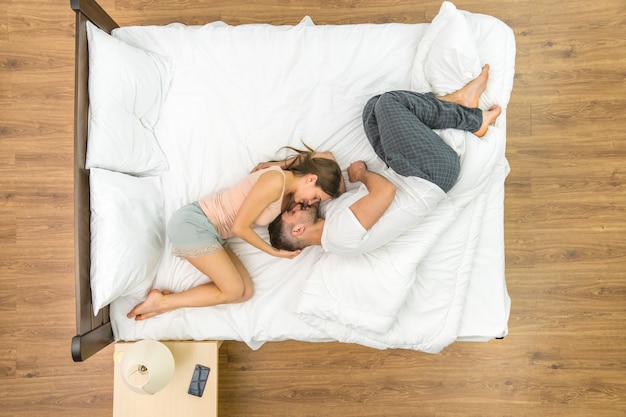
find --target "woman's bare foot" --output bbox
[127,289,171,321]
[439,64,490,108]
[474,105,502,138]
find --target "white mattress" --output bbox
[96,2,515,353]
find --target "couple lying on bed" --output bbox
[127,65,501,321]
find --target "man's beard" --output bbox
[306,204,320,223]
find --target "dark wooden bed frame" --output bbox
[70,0,119,362]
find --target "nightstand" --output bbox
[113,340,222,417]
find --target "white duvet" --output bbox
[101,2,514,353]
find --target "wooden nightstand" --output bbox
[113,340,222,417]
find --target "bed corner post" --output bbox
[71,322,115,362]
[70,0,119,33]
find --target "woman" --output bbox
[127,146,343,320]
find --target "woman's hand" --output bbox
[250,160,282,173]
[312,151,337,161]
[273,248,302,259]
[347,160,368,183]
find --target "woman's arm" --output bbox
[251,151,338,170]
[250,157,294,172]
[251,150,346,194]
[231,170,301,259]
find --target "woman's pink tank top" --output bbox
[198,166,285,239]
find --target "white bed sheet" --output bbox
[106,3,514,352]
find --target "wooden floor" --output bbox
[1,0,625,416]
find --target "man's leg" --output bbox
[438,64,501,137]
[362,90,473,192]
[363,64,498,154]
[361,65,503,192]
[366,90,483,133]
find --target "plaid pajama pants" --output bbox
[362,91,482,192]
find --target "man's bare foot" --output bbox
[439,64,490,108]
[474,105,502,138]
[127,288,171,321]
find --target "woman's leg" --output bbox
[223,247,254,301]
[127,247,253,320]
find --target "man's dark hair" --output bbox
[268,215,304,251]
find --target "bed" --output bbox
[70,0,515,361]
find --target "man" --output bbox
[269,65,501,255]
[269,159,446,255]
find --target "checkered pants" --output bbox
[362,91,482,192]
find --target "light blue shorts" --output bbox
[167,202,227,258]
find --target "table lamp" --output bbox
[119,339,175,395]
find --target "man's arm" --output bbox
[347,161,396,231]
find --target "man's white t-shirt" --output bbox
[320,167,446,255]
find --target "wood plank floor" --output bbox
[1,0,625,416]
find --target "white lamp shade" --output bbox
[119,340,175,395]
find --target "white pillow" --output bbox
[410,1,481,95]
[86,22,174,175]
[90,168,165,314]
[297,249,414,334]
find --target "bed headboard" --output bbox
[70,0,118,362]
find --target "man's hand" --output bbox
[347,160,368,183]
